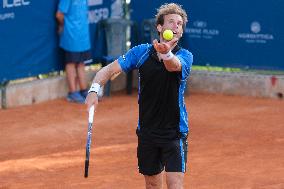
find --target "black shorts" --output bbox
[137,137,188,176]
[64,50,92,64]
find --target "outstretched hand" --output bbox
[153,37,179,54]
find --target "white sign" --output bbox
[2,0,30,8]
[186,20,220,39]
[1,0,31,21]
[238,21,274,44]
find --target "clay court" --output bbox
[1,91,284,189]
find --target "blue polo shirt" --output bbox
[58,0,91,52]
[118,44,193,140]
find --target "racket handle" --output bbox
[89,106,95,123]
[84,160,89,178]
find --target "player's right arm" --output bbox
[85,60,122,111]
[85,44,151,111]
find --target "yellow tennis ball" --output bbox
[162,29,174,41]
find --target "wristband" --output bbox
[88,83,100,94]
[160,51,174,60]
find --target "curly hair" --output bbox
[155,3,188,29]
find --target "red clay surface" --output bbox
[1,91,284,189]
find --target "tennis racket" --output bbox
[84,105,94,178]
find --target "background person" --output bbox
[86,3,193,189]
[56,0,92,103]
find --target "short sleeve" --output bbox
[176,49,193,80]
[58,0,71,14]
[118,44,151,73]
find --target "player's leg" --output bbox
[137,138,164,189]
[166,172,184,189]
[162,138,188,189]
[144,173,163,189]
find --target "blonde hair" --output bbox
[155,3,188,29]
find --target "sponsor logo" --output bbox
[2,0,30,8]
[251,21,261,33]
[186,20,219,39]
[238,21,274,44]
[193,20,207,28]
[0,12,14,20]
[1,0,31,21]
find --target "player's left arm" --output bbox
[153,38,182,72]
[163,55,182,72]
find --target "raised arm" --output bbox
[85,60,122,110]
[153,38,182,72]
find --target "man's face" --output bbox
[157,14,184,42]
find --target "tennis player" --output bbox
[86,3,193,189]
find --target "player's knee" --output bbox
[167,182,183,189]
[145,182,161,189]
[166,172,184,189]
[144,175,162,189]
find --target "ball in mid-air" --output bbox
[162,29,174,41]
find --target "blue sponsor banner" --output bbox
[0,0,62,83]
[0,0,123,83]
[1,0,282,83]
[130,0,284,70]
